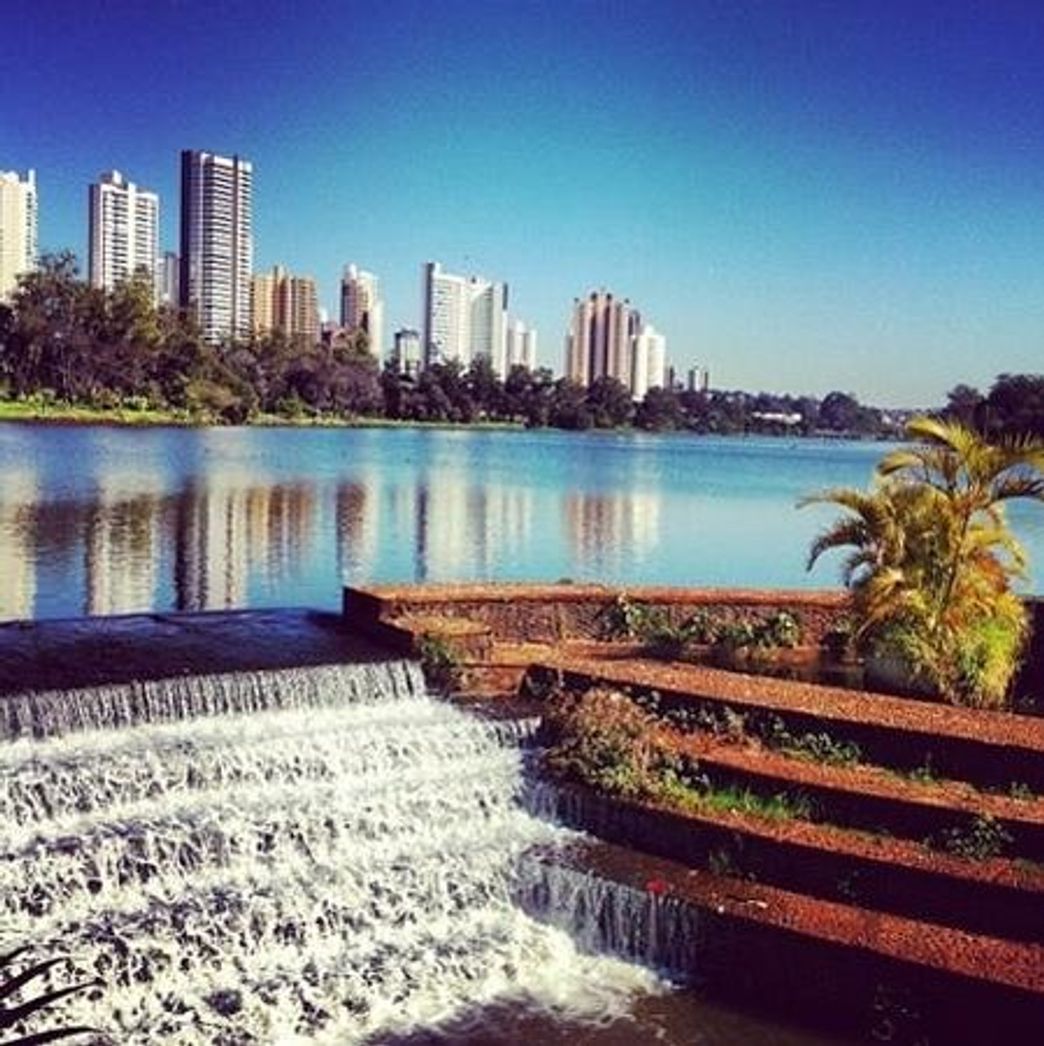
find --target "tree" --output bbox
[819,391,861,432]
[943,384,983,428]
[548,378,592,430]
[984,374,1044,439]
[586,376,633,428]
[465,356,502,418]
[636,387,684,431]
[804,416,1044,707]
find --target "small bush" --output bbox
[416,635,461,693]
[604,595,804,660]
[930,814,1013,861]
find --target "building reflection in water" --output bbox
[84,470,162,615]
[172,475,316,611]
[335,475,380,585]
[415,474,534,581]
[564,489,662,575]
[0,468,38,620]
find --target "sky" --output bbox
[3,0,1044,406]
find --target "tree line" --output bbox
[1,253,1041,438]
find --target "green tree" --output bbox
[636,387,684,431]
[586,376,633,428]
[549,378,592,430]
[804,416,1044,707]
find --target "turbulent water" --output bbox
[0,661,665,1044]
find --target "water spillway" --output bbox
[0,659,666,1044]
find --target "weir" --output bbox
[0,658,673,1043]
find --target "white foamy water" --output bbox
[0,661,664,1043]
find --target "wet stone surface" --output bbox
[0,608,393,696]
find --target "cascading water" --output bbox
[0,659,668,1044]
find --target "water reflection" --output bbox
[173,478,316,611]
[3,426,1032,623]
[84,470,161,615]
[565,489,661,575]
[0,468,37,620]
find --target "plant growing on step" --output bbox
[543,687,667,798]
[605,596,804,660]
[929,814,1013,861]
[416,635,461,693]
[803,416,1044,708]
[1,945,100,1043]
[762,716,862,767]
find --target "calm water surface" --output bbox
[1,423,1042,621]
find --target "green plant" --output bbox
[906,759,938,786]
[696,785,814,822]
[1,945,99,1043]
[604,597,804,660]
[930,814,1013,861]
[416,635,461,693]
[762,716,862,766]
[803,416,1044,708]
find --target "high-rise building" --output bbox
[422,261,507,371]
[161,251,180,306]
[686,365,710,392]
[179,150,253,343]
[630,324,667,400]
[88,170,159,298]
[564,290,639,390]
[251,264,319,342]
[340,264,384,356]
[392,327,422,377]
[0,169,37,301]
[505,319,538,372]
[564,290,666,398]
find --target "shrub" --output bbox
[804,417,1044,708]
[416,635,461,693]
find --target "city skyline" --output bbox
[4,2,1044,404]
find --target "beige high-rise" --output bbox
[251,264,319,342]
[340,264,384,356]
[0,169,37,301]
[564,290,638,389]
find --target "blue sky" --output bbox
[3,0,1043,405]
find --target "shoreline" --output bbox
[0,399,889,438]
[0,399,524,431]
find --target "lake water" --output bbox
[1,423,1042,622]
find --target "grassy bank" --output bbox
[0,398,524,431]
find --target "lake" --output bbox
[1,423,1042,621]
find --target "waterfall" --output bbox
[0,661,668,1044]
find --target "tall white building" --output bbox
[630,324,667,400]
[0,169,37,301]
[505,318,538,371]
[88,170,160,298]
[340,264,384,356]
[422,261,507,371]
[179,150,253,343]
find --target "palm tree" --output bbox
[804,417,1044,707]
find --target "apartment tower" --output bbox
[564,290,639,389]
[0,169,37,301]
[505,319,538,371]
[88,171,160,299]
[422,261,507,372]
[179,150,253,343]
[340,264,384,356]
[251,265,319,342]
